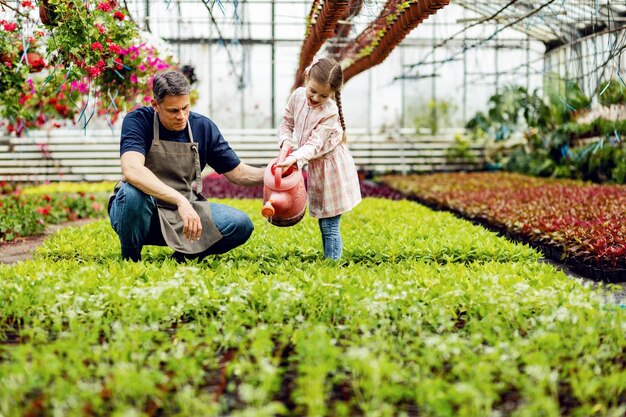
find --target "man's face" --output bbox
[152,94,190,131]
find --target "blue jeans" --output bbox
[109,182,254,262]
[318,215,342,260]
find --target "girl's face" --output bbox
[305,78,334,108]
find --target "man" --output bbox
[108,70,265,262]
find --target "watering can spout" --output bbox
[261,200,275,218]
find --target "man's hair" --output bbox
[152,71,191,103]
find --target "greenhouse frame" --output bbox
[0,0,625,416]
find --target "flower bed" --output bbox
[0,198,624,416]
[201,173,406,200]
[381,172,626,281]
[0,181,112,242]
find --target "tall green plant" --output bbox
[465,86,551,142]
[544,75,591,124]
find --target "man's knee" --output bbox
[227,210,254,242]
[120,183,151,207]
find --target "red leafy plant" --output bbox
[382,172,626,270]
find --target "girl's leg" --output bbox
[318,214,342,260]
[109,182,158,261]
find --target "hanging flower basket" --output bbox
[26,52,46,73]
[39,0,58,26]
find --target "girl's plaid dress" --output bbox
[278,87,362,218]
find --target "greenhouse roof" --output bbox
[454,0,626,49]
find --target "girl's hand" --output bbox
[275,155,297,169]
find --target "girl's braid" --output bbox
[335,90,347,143]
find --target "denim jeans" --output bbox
[109,182,254,262]
[318,214,342,260]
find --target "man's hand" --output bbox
[178,201,202,241]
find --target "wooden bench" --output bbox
[0,128,485,182]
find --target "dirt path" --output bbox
[0,218,98,264]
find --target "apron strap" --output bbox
[187,122,203,194]
[152,111,160,147]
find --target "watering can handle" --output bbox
[274,142,292,187]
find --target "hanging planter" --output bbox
[26,52,46,73]
[39,0,58,26]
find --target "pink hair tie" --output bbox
[304,56,319,75]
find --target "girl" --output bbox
[275,57,362,260]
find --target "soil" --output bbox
[0,218,98,264]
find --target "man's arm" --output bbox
[223,162,265,186]
[121,151,202,241]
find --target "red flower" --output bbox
[113,11,125,21]
[86,65,102,78]
[3,22,18,32]
[21,1,34,7]
[91,41,103,51]
[36,205,52,215]
[29,58,46,72]
[44,194,51,202]
[108,43,122,54]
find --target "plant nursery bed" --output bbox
[404,194,626,283]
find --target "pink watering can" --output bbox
[261,143,308,227]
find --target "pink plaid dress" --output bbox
[278,87,362,218]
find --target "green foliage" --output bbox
[1,198,624,416]
[465,79,626,184]
[445,133,477,164]
[411,98,457,134]
[544,75,591,124]
[598,79,626,106]
[466,86,552,142]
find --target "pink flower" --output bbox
[70,81,89,93]
[97,2,112,11]
[26,79,35,94]
[139,64,146,72]
[143,95,151,102]
[130,73,137,83]
[97,60,106,67]
[95,23,106,34]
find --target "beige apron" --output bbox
[145,112,222,254]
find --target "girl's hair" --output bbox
[308,58,348,143]
[153,71,191,103]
